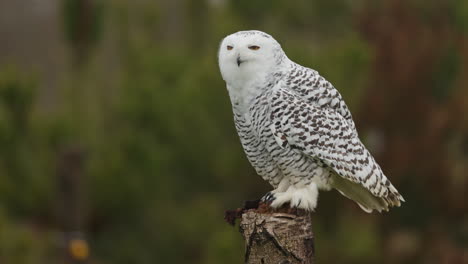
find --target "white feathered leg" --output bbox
[270,182,319,211]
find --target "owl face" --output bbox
[218,30,283,86]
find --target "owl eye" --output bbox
[227,45,233,50]
[248,45,260,50]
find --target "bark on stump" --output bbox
[225,201,314,264]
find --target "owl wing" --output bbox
[286,66,358,136]
[269,87,404,211]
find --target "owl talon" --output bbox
[261,192,276,203]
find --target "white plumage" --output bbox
[218,30,404,212]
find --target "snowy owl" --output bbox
[218,30,404,212]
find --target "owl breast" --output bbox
[233,92,332,190]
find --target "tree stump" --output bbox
[225,201,314,264]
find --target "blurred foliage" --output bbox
[63,0,104,65]
[0,206,54,264]
[0,0,467,263]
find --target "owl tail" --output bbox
[330,174,390,213]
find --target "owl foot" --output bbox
[261,178,290,203]
[261,191,276,203]
[270,183,318,211]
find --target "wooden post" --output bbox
[226,201,315,264]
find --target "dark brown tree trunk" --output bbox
[226,202,315,264]
[57,147,89,264]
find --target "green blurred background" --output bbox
[0,0,467,263]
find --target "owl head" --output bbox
[218,30,286,87]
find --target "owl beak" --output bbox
[236,55,243,67]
